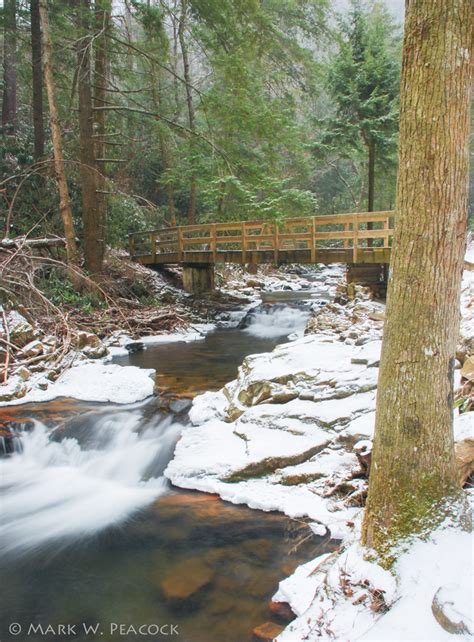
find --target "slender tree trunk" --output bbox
[93,0,112,271]
[30,0,44,159]
[2,0,17,130]
[152,66,177,226]
[178,0,197,224]
[39,0,79,269]
[76,0,101,274]
[361,0,472,553]
[367,142,375,246]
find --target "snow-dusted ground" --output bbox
[276,509,473,642]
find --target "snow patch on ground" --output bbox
[276,516,473,642]
[3,362,156,405]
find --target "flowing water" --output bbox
[0,296,333,642]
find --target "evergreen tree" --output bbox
[316,0,400,214]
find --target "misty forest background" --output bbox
[1,0,409,277]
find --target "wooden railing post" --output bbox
[343,224,349,249]
[353,215,358,263]
[151,232,157,262]
[211,223,217,262]
[311,217,316,263]
[178,228,183,261]
[242,222,247,264]
[383,217,389,247]
[274,223,279,264]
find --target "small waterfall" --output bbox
[0,428,23,456]
[242,304,310,339]
[0,409,182,557]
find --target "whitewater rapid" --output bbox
[243,305,310,339]
[0,410,181,556]
[0,301,313,557]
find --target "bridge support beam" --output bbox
[347,263,388,296]
[182,263,215,294]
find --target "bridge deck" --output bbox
[129,211,395,266]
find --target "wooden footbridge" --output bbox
[129,211,395,293]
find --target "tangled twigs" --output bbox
[0,306,10,383]
[0,240,192,384]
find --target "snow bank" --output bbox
[4,362,155,405]
[276,516,473,642]
[166,335,381,538]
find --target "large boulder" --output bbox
[222,336,380,421]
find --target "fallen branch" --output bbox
[0,236,66,249]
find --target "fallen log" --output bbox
[0,237,66,249]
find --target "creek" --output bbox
[0,292,334,642]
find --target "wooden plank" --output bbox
[314,230,355,240]
[278,232,312,240]
[357,229,394,240]
[181,236,214,245]
[216,236,244,244]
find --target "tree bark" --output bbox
[361,0,472,553]
[39,0,79,269]
[178,0,197,224]
[93,0,112,272]
[75,0,101,274]
[30,0,44,159]
[2,0,17,130]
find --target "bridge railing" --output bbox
[129,211,395,264]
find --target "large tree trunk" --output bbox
[76,0,101,274]
[39,0,79,269]
[178,0,197,224]
[2,0,17,130]
[362,0,472,552]
[30,0,44,159]
[93,0,112,271]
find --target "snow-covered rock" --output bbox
[3,362,155,405]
